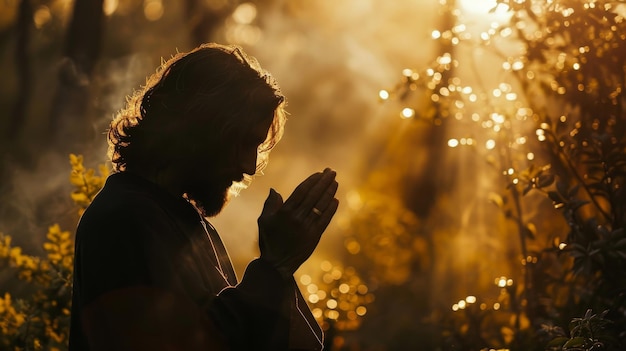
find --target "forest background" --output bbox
[0,0,624,350]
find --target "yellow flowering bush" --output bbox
[0,154,108,350]
[69,154,109,216]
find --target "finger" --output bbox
[282,171,324,211]
[312,198,339,234]
[312,180,338,213]
[259,188,283,219]
[297,169,336,214]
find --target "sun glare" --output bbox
[458,0,510,16]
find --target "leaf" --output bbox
[568,200,589,211]
[557,181,570,198]
[582,159,603,166]
[611,227,624,237]
[536,173,556,188]
[546,337,569,348]
[588,180,608,189]
[524,223,537,240]
[567,185,580,198]
[488,192,504,208]
[563,336,588,348]
[614,238,626,249]
[523,182,534,196]
[569,243,588,259]
[548,191,564,204]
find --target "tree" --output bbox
[49,0,104,153]
[344,0,626,349]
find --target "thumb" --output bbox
[260,188,283,217]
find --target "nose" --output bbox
[240,148,258,176]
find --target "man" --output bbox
[69,43,339,351]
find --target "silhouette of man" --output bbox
[69,43,339,351]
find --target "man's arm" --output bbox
[74,169,338,351]
[81,286,229,351]
[256,168,339,349]
[203,168,338,350]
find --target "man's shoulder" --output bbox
[87,173,161,212]
[78,172,179,230]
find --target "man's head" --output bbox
[108,43,286,216]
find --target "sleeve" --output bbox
[76,202,323,351]
[207,258,324,351]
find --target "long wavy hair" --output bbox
[108,43,286,182]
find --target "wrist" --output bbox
[259,256,293,280]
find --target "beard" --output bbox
[185,177,234,217]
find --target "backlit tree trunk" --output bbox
[49,0,104,153]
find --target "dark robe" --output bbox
[69,172,323,351]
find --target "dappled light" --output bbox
[0,0,625,350]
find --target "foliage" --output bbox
[0,155,108,350]
[498,1,626,349]
[69,154,110,216]
[543,309,615,351]
[369,0,626,350]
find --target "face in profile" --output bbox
[181,113,275,217]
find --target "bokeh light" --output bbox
[1,0,625,349]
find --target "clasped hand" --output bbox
[258,168,339,278]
